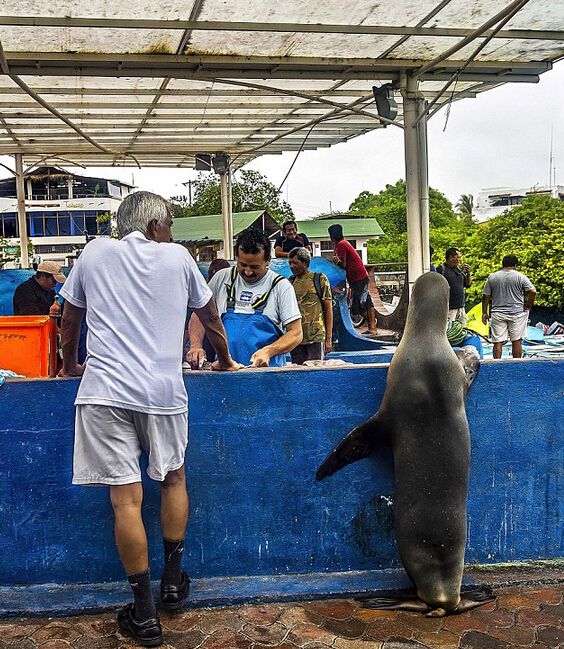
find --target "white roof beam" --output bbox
[0,17,561,41]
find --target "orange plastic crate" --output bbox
[0,316,51,377]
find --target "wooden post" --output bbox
[14,153,30,268]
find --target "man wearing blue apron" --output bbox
[188,228,303,368]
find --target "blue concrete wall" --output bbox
[0,360,562,588]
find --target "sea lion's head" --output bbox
[406,272,450,334]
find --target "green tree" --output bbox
[456,194,474,215]
[172,170,294,225]
[464,195,564,309]
[348,180,475,265]
[95,212,117,238]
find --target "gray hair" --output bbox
[288,246,311,265]
[116,191,173,239]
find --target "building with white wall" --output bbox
[0,166,133,265]
[474,185,564,222]
[295,214,384,265]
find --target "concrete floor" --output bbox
[1,566,562,649]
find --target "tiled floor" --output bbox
[1,568,562,649]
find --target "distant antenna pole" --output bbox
[329,200,332,213]
[549,126,554,189]
[188,179,192,206]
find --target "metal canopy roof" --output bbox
[0,1,562,169]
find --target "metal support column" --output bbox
[402,75,429,291]
[418,99,430,272]
[219,167,233,260]
[14,153,30,268]
[227,168,233,257]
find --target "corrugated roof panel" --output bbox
[0,26,183,54]
[0,0,561,166]
[186,31,403,59]
[0,0,193,20]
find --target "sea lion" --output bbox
[316,272,492,616]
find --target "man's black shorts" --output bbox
[349,278,373,316]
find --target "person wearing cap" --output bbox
[328,223,378,335]
[12,261,66,315]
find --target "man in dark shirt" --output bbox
[274,221,311,258]
[13,261,66,315]
[437,247,472,325]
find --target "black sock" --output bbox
[127,570,157,621]
[162,538,185,585]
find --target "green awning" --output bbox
[295,217,384,238]
[172,210,265,243]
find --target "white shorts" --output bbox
[73,405,188,486]
[447,308,467,326]
[490,311,529,343]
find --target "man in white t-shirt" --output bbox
[481,254,536,359]
[188,228,302,368]
[60,191,240,646]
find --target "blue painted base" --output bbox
[1,361,562,616]
[328,350,396,364]
[0,568,474,618]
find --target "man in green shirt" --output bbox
[288,247,333,364]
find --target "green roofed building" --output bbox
[172,210,280,261]
[295,214,384,265]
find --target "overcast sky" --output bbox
[2,61,563,218]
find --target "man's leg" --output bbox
[456,308,468,327]
[160,466,191,611]
[360,281,378,334]
[110,483,157,621]
[508,312,528,359]
[490,314,507,360]
[511,339,523,358]
[366,306,378,333]
[161,466,189,583]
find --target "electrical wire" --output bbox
[277,125,315,192]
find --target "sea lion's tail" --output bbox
[316,415,386,481]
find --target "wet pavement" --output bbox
[1,567,562,649]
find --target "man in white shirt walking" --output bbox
[482,254,536,359]
[60,191,240,646]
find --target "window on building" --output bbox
[31,215,44,236]
[58,216,71,236]
[44,217,58,236]
[70,213,85,235]
[320,240,333,251]
[85,216,97,235]
[1,215,17,237]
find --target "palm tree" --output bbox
[456,194,474,215]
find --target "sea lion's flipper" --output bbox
[360,597,430,613]
[455,348,481,390]
[453,588,496,614]
[316,415,387,481]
